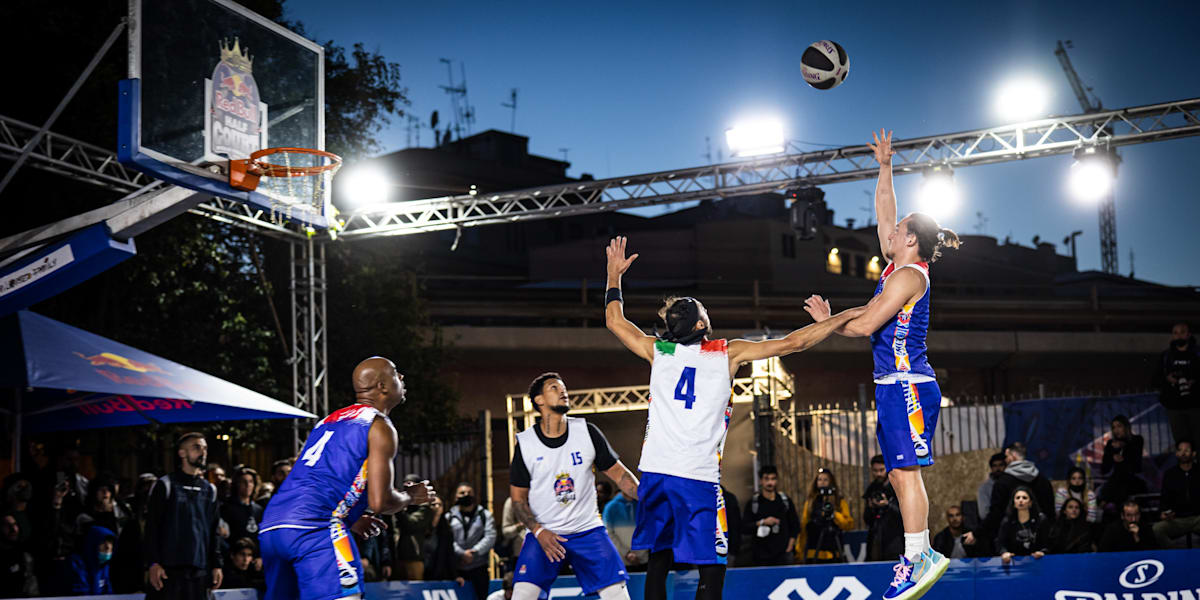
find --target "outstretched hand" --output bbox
[606,236,639,281]
[867,129,895,165]
[804,295,832,322]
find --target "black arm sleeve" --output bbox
[510,443,531,488]
[587,423,619,471]
[143,477,168,568]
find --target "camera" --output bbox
[817,486,836,518]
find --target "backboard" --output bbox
[119,0,330,229]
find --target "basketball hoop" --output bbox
[229,147,342,222]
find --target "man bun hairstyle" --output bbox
[906,212,961,263]
[657,296,710,345]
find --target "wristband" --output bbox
[605,287,623,305]
[534,527,545,538]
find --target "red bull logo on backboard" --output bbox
[209,38,262,159]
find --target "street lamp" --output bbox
[995,77,1050,122]
[338,166,392,208]
[919,166,959,221]
[1069,146,1115,201]
[726,118,785,157]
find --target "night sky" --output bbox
[286,0,1200,287]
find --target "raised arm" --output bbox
[726,306,865,371]
[869,129,898,260]
[604,236,655,362]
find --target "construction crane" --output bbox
[1056,40,1119,275]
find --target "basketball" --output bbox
[801,40,850,90]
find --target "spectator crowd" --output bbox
[0,322,1194,598]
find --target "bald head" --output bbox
[352,357,405,411]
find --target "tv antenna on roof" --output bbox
[439,58,475,141]
[502,88,518,133]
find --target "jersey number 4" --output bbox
[301,430,335,466]
[674,367,697,409]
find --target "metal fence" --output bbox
[394,411,494,515]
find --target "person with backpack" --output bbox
[741,466,800,566]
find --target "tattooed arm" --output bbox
[509,485,567,562]
[603,461,639,501]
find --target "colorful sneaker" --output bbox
[882,555,917,600]
[881,549,949,600]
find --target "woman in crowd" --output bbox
[75,477,131,538]
[1048,497,1094,554]
[796,468,854,564]
[996,486,1052,564]
[1054,467,1099,523]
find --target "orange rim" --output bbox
[248,147,342,177]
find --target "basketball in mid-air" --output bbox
[801,40,849,90]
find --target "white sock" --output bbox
[922,529,931,552]
[598,582,631,600]
[904,532,925,561]
[512,582,544,600]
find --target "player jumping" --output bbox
[508,372,640,600]
[805,129,960,600]
[603,236,864,600]
[259,357,435,600]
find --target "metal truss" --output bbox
[342,97,1200,239]
[503,356,795,458]
[0,114,155,193]
[290,237,329,451]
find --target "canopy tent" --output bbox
[1,310,315,466]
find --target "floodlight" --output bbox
[726,119,785,157]
[339,166,391,207]
[1069,147,1115,201]
[995,78,1050,122]
[919,167,959,220]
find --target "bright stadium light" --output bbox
[339,166,392,207]
[1069,147,1115,201]
[725,118,785,157]
[994,77,1049,122]
[919,166,959,220]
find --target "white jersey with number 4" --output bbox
[640,339,732,483]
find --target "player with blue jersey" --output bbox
[805,130,961,600]
[508,373,640,600]
[602,236,864,600]
[260,357,435,600]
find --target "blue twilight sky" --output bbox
[285,0,1200,287]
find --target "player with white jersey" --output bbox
[508,373,640,600]
[601,236,865,600]
[805,130,961,600]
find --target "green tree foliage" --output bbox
[1,0,459,463]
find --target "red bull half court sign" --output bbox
[206,38,266,161]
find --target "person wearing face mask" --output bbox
[1047,498,1094,554]
[447,483,496,600]
[1053,467,1099,523]
[63,525,116,595]
[995,487,1050,565]
[1155,323,1200,446]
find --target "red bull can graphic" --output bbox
[902,381,930,458]
[329,460,369,589]
[714,483,729,557]
[891,302,916,373]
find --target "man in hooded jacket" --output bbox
[967,442,1054,551]
[65,525,116,595]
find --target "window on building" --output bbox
[866,256,882,281]
[826,248,842,274]
[854,254,866,278]
[781,234,796,259]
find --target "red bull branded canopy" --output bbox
[1,310,316,434]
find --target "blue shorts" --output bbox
[631,472,728,565]
[260,525,363,600]
[876,380,942,471]
[514,526,627,594]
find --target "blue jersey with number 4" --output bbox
[261,404,387,530]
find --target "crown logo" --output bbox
[218,38,253,72]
